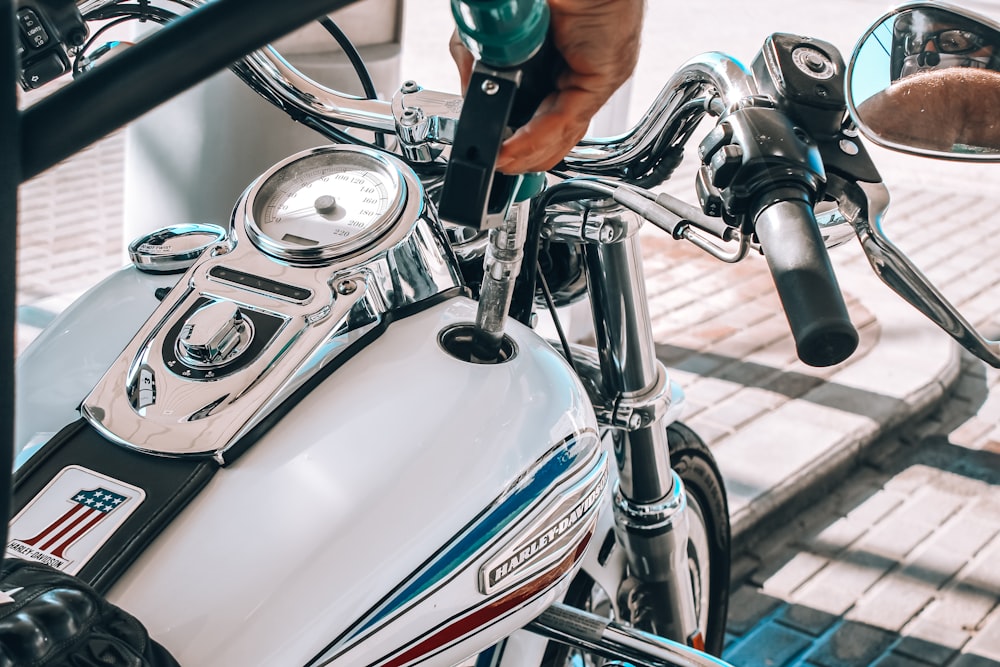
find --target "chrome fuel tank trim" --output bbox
[81,146,462,460]
[479,455,608,596]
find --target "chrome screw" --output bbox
[400,108,421,127]
[600,223,615,244]
[839,139,860,156]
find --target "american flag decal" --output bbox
[19,488,127,558]
[7,467,145,574]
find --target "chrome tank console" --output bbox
[82,146,462,462]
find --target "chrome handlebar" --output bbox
[241,47,397,133]
[259,51,757,174]
[74,1,754,173]
[70,0,1000,371]
[563,53,754,173]
[235,46,756,174]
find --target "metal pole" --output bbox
[1,0,20,559]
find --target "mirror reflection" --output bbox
[849,4,1000,157]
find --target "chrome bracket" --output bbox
[390,80,463,163]
[542,205,644,245]
[610,363,677,431]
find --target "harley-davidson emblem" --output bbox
[480,456,608,595]
[6,466,145,574]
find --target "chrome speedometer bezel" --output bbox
[243,145,407,265]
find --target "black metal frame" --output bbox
[3,1,19,556]
[3,0,363,557]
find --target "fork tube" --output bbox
[585,234,670,502]
[584,233,700,644]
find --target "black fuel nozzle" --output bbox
[438,0,557,230]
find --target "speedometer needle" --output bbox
[278,195,341,220]
[279,208,318,219]
[278,205,316,217]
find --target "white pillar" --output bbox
[588,77,634,139]
[122,0,402,246]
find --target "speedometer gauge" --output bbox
[244,146,407,264]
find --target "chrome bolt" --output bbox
[481,79,500,95]
[600,223,615,244]
[400,108,419,126]
[401,80,419,94]
[839,139,860,156]
[337,279,358,295]
[628,412,643,429]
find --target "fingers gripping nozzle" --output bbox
[439,0,556,229]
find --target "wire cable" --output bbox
[317,15,386,148]
[537,268,578,375]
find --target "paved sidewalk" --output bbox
[643,164,973,543]
[724,352,1000,666]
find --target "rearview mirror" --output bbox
[847,2,1000,160]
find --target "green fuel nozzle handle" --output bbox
[450,0,550,68]
[439,0,555,229]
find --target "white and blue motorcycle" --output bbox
[3,1,999,665]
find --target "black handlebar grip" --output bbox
[755,199,859,367]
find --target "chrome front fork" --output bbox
[576,218,701,645]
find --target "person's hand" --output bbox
[449,0,644,174]
[857,67,1000,152]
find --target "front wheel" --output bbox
[543,421,731,664]
[667,421,730,655]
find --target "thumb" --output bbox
[448,29,474,93]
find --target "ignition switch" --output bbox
[177,300,253,367]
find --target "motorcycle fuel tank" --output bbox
[14,291,604,665]
[102,296,604,665]
[11,146,605,665]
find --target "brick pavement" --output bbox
[15,132,125,355]
[715,169,1000,665]
[725,353,1000,667]
[643,170,963,541]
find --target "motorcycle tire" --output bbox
[542,421,731,664]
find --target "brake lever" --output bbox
[830,174,1000,368]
